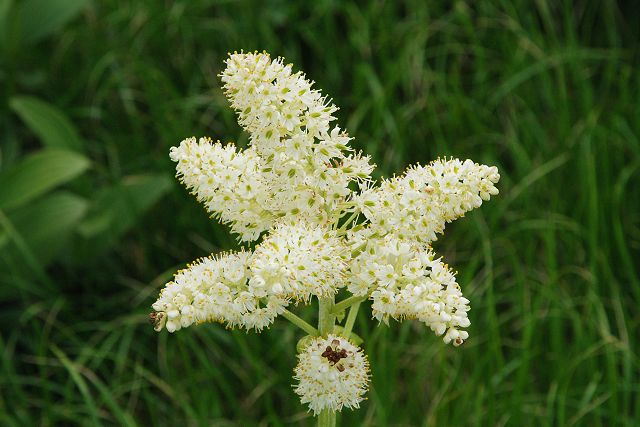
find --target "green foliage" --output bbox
[2,191,88,263]
[15,0,89,45]
[78,174,173,252]
[0,1,639,426]
[0,149,89,210]
[10,96,84,151]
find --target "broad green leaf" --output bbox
[78,174,172,248]
[0,149,90,210]
[10,96,83,151]
[2,191,88,264]
[18,0,88,45]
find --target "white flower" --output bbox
[349,235,471,346]
[293,334,370,414]
[249,221,350,302]
[170,137,274,241]
[221,51,337,149]
[353,158,500,244]
[150,250,288,332]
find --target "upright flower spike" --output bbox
[221,51,338,146]
[151,51,500,424]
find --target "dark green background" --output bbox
[1,1,638,426]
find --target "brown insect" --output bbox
[148,312,160,325]
[148,311,166,331]
[321,341,350,367]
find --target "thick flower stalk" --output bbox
[151,51,500,425]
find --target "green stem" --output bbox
[342,301,361,340]
[317,297,337,427]
[318,297,335,336]
[332,295,367,315]
[281,309,319,336]
[318,409,336,427]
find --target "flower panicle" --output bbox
[153,50,502,416]
[156,52,500,345]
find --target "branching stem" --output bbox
[282,309,319,336]
[332,295,367,315]
[342,301,361,340]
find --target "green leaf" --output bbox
[0,149,90,210]
[18,0,88,45]
[2,192,88,264]
[10,96,83,151]
[78,174,172,249]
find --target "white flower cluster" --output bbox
[155,51,499,338]
[171,52,374,242]
[170,138,270,241]
[221,51,336,144]
[345,158,499,345]
[151,251,287,332]
[293,335,370,414]
[249,221,349,302]
[354,158,500,243]
[349,235,470,346]
[152,50,500,414]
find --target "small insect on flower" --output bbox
[294,334,370,414]
[321,339,350,366]
[148,311,166,332]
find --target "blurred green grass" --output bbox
[1,0,639,426]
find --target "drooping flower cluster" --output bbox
[152,51,500,415]
[348,235,470,345]
[344,159,499,346]
[151,251,288,332]
[294,335,370,414]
